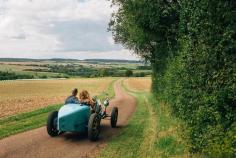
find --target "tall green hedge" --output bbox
[110,0,236,157]
[166,1,236,156]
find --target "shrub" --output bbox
[125,70,133,77]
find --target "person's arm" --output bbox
[80,99,93,106]
[89,99,95,108]
[74,97,80,104]
[71,96,79,104]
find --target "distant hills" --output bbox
[84,59,141,63]
[0,58,141,63]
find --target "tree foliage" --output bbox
[0,71,34,80]
[125,69,133,77]
[110,0,236,156]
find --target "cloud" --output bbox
[0,0,138,60]
[50,20,122,52]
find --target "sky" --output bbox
[0,0,138,60]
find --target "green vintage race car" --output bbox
[47,96,118,141]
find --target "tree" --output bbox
[109,0,180,92]
[125,70,133,77]
[100,68,109,77]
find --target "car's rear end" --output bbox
[58,104,90,132]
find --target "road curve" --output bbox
[0,80,136,158]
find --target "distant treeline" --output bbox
[0,71,69,80]
[26,64,151,78]
[0,58,45,62]
[0,71,34,80]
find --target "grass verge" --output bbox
[97,77,117,100]
[0,78,117,139]
[99,80,189,158]
[0,104,61,139]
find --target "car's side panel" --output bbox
[58,104,90,132]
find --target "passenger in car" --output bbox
[79,90,95,108]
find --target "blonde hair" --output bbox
[79,90,90,100]
[79,90,95,107]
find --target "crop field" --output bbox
[0,62,48,73]
[0,78,115,118]
[0,59,151,79]
[123,77,151,92]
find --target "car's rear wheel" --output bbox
[111,107,118,128]
[47,111,59,137]
[88,113,100,141]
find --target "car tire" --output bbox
[88,113,100,141]
[111,107,118,128]
[47,111,59,137]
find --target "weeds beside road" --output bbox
[99,79,191,158]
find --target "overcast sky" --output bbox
[0,0,138,60]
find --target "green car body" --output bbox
[58,104,90,132]
[47,98,118,141]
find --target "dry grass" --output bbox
[123,77,151,92]
[0,78,115,118]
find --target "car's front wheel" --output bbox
[47,111,59,137]
[88,113,101,141]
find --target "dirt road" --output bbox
[0,80,136,158]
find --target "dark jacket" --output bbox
[65,95,79,104]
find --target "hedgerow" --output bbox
[110,0,236,157]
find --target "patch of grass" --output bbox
[155,136,185,157]
[106,78,117,98]
[0,104,61,139]
[156,136,176,149]
[97,78,118,100]
[99,79,189,158]
[99,92,149,158]
[0,78,117,139]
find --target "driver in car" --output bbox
[65,88,80,104]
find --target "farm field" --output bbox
[0,78,116,118]
[0,58,151,79]
[123,77,151,92]
[0,61,61,78]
